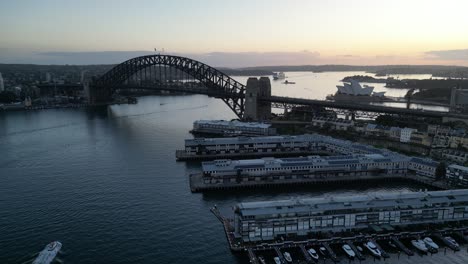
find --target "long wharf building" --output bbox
[186,134,447,191]
[202,154,409,180]
[233,189,468,242]
[179,134,388,160]
[191,120,277,136]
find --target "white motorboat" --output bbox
[423,237,439,250]
[307,248,319,260]
[364,241,382,258]
[319,246,328,256]
[32,241,62,264]
[411,240,428,253]
[283,251,293,263]
[274,256,282,264]
[342,244,356,258]
[445,236,460,249]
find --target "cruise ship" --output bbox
[328,80,386,102]
[273,72,286,80]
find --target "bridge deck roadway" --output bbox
[109,84,468,120]
[262,95,468,119]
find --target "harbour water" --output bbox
[0,72,463,263]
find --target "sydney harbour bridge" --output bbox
[89,54,468,123]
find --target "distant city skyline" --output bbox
[1,0,468,66]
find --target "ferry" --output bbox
[273,72,286,80]
[32,241,62,264]
[307,248,319,260]
[274,256,282,264]
[342,244,356,259]
[423,237,439,250]
[445,236,460,250]
[283,251,293,262]
[411,239,428,253]
[364,241,382,258]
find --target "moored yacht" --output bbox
[364,241,382,258]
[32,241,62,264]
[274,256,282,264]
[342,244,356,259]
[423,237,439,250]
[283,251,293,263]
[307,248,319,260]
[445,236,460,250]
[319,246,328,256]
[411,239,428,253]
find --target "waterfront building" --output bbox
[446,165,468,187]
[0,72,4,92]
[181,134,391,158]
[410,132,432,147]
[201,154,409,184]
[400,128,416,143]
[336,80,375,96]
[441,149,468,165]
[233,189,468,242]
[191,120,276,136]
[408,157,439,180]
[388,127,402,141]
[311,117,354,131]
[450,86,468,112]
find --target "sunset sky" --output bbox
[1,0,468,66]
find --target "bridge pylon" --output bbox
[244,77,271,121]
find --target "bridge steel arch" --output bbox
[94,54,246,118]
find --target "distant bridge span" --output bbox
[92,54,467,121]
[93,54,246,118]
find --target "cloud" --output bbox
[35,51,152,65]
[425,49,468,60]
[0,50,322,67]
[188,51,321,67]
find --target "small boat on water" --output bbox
[423,237,439,250]
[342,244,356,259]
[319,246,328,256]
[258,256,266,264]
[445,236,460,250]
[274,256,282,264]
[283,252,293,263]
[283,80,296,84]
[364,241,382,258]
[307,248,319,260]
[32,241,62,264]
[411,240,428,253]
